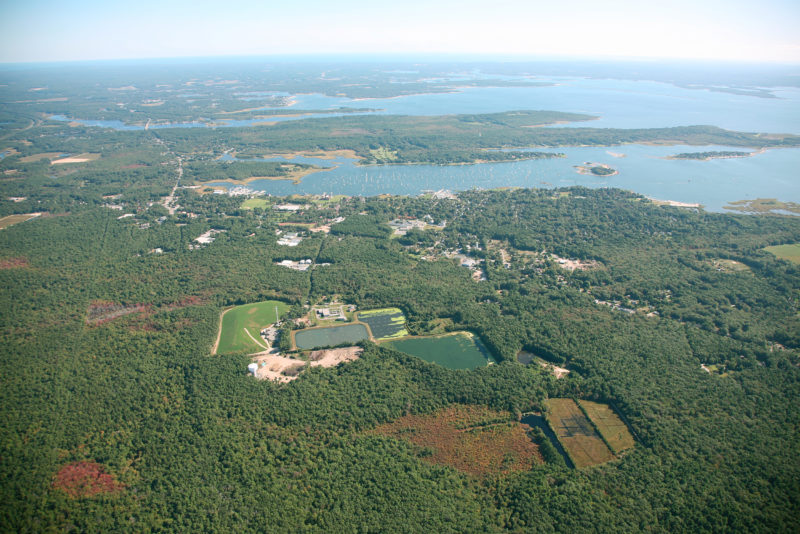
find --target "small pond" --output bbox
[294,323,369,350]
[520,413,574,468]
[384,332,495,370]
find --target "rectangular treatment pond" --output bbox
[384,332,495,370]
[294,323,369,350]
[358,307,408,340]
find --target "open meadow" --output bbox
[764,243,800,264]
[0,213,41,230]
[216,300,288,354]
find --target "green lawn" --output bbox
[217,300,289,354]
[764,243,800,264]
[241,198,270,210]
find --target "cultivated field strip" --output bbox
[545,398,614,468]
[578,400,636,454]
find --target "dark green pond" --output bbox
[385,332,495,370]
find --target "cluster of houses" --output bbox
[276,232,303,247]
[190,229,225,249]
[276,259,313,271]
[274,203,308,212]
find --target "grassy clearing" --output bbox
[241,198,270,210]
[309,195,349,207]
[217,300,289,354]
[369,404,541,477]
[19,152,65,163]
[708,259,751,273]
[578,400,635,454]
[764,243,800,264]
[369,146,399,162]
[0,213,40,230]
[545,398,614,468]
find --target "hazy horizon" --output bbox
[1,0,798,64]
[2,53,800,69]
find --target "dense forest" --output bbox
[1,184,799,531]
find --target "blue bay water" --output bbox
[208,145,799,212]
[46,77,800,208]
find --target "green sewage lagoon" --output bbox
[385,332,495,370]
[294,323,369,350]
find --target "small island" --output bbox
[668,150,758,161]
[574,162,618,176]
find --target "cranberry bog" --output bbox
[545,398,614,468]
[578,400,635,454]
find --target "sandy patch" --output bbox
[537,359,570,378]
[551,254,599,271]
[252,346,362,382]
[51,153,100,165]
[308,346,362,367]
[253,354,305,382]
[648,198,701,208]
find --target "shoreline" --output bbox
[359,153,565,168]
[647,197,702,208]
[664,148,767,161]
[196,165,334,189]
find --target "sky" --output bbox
[1,0,799,63]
